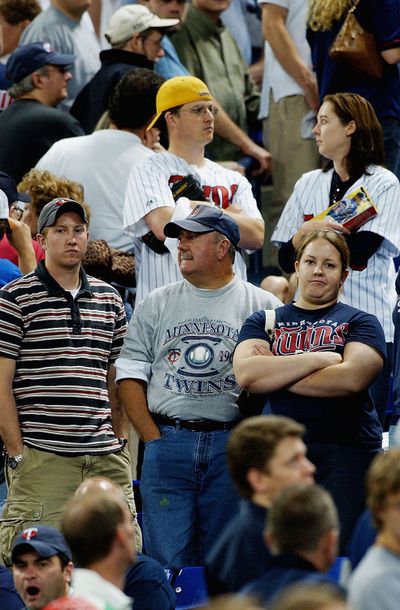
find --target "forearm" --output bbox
[0,388,24,455]
[288,361,380,397]
[234,352,339,393]
[17,247,37,274]
[118,378,161,442]
[223,209,264,250]
[108,364,129,439]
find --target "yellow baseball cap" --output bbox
[147,76,212,130]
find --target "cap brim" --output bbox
[146,112,162,131]
[50,53,75,67]
[164,219,213,238]
[12,541,59,562]
[150,17,179,29]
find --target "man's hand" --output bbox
[7,218,37,274]
[303,72,320,114]
[240,140,272,175]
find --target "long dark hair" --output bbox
[322,93,385,177]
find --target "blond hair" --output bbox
[308,0,352,32]
[18,169,90,221]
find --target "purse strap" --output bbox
[348,0,361,14]
[264,309,276,340]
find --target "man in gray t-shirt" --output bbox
[116,205,281,569]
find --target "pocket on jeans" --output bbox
[0,501,43,566]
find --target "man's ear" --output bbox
[246,467,269,495]
[36,233,46,249]
[63,561,74,587]
[31,70,45,90]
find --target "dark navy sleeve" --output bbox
[367,0,400,49]
[345,310,387,361]
[237,310,269,345]
[0,565,24,609]
[124,553,176,610]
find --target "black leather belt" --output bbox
[153,414,237,432]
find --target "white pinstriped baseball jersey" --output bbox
[124,151,262,303]
[272,165,400,341]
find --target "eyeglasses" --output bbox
[181,104,219,118]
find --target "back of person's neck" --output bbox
[251,493,272,509]
[376,532,400,556]
[20,90,55,106]
[88,560,125,591]
[51,0,85,22]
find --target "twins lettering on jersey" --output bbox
[162,317,239,397]
[169,174,238,209]
[272,321,349,355]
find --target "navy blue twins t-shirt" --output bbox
[237,302,385,448]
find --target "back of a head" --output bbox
[227,416,305,499]
[268,484,339,555]
[270,582,348,610]
[367,447,400,530]
[0,0,41,25]
[62,490,126,567]
[108,67,164,130]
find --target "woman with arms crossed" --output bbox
[234,230,385,553]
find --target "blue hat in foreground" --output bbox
[6,41,74,84]
[164,204,240,247]
[12,525,72,563]
[38,198,88,234]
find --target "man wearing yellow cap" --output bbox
[123,75,265,303]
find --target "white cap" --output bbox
[0,189,9,220]
[105,5,179,46]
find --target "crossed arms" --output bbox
[233,338,384,397]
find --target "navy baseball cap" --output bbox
[38,198,88,234]
[12,525,72,563]
[6,41,74,84]
[0,171,30,207]
[164,204,240,247]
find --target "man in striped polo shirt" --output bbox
[0,198,141,566]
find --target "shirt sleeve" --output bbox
[346,310,387,361]
[116,298,155,381]
[0,290,23,359]
[124,158,175,238]
[237,310,269,346]
[109,293,128,363]
[369,0,400,49]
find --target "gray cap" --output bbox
[37,198,88,234]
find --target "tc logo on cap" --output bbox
[22,528,39,540]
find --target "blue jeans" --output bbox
[140,425,239,569]
[307,443,381,555]
[381,118,400,180]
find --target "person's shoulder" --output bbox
[241,281,283,307]
[1,270,39,296]
[336,301,383,325]
[366,164,400,187]
[130,151,172,173]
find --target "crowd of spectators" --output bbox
[1,0,400,608]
